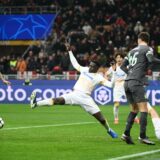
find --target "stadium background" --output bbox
[0,80,160,106]
[0,0,159,105]
[0,0,160,77]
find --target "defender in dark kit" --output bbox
[121,32,160,145]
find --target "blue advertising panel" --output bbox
[0,80,160,105]
[0,14,56,40]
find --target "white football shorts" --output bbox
[113,86,126,102]
[61,90,100,115]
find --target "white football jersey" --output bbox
[108,65,127,87]
[68,50,112,95]
[73,67,110,95]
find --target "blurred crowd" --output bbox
[0,50,71,75]
[0,0,160,75]
[0,0,58,14]
[0,0,57,6]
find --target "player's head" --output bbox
[114,52,124,65]
[138,32,150,45]
[89,61,100,73]
[98,63,110,74]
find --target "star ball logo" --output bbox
[0,14,56,40]
[94,86,111,105]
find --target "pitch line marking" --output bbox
[2,121,96,130]
[107,149,160,160]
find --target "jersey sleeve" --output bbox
[107,67,113,75]
[68,51,89,72]
[146,47,160,63]
[120,56,129,74]
[68,51,81,72]
[100,75,113,88]
[146,47,154,57]
[79,66,89,73]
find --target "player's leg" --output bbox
[147,102,160,140]
[133,85,155,145]
[79,95,118,138]
[113,86,127,124]
[56,90,117,138]
[30,91,69,108]
[93,112,109,131]
[124,104,139,136]
[121,103,138,144]
[113,101,119,124]
[134,115,140,124]
[136,102,154,144]
[37,97,65,106]
[113,88,121,124]
[137,102,148,138]
[92,111,118,138]
[79,96,109,130]
[121,81,138,144]
[147,102,159,118]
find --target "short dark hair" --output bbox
[91,60,100,67]
[138,32,150,44]
[100,62,110,68]
[114,52,124,59]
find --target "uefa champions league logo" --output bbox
[94,86,111,105]
[0,14,55,40]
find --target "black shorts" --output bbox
[124,80,148,104]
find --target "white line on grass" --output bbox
[2,121,96,130]
[107,149,160,160]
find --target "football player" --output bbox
[30,44,118,138]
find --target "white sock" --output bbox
[152,118,160,140]
[37,99,53,106]
[113,106,119,119]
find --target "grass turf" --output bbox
[0,104,160,160]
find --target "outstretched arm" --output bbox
[101,79,113,88]
[146,47,160,63]
[101,71,117,88]
[65,43,81,72]
[68,51,81,72]
[120,57,129,74]
[146,54,160,63]
[0,72,11,85]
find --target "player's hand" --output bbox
[117,78,124,82]
[111,64,116,71]
[65,42,71,51]
[3,80,11,85]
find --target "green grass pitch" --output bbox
[0,104,160,160]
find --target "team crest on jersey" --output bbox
[94,86,111,105]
